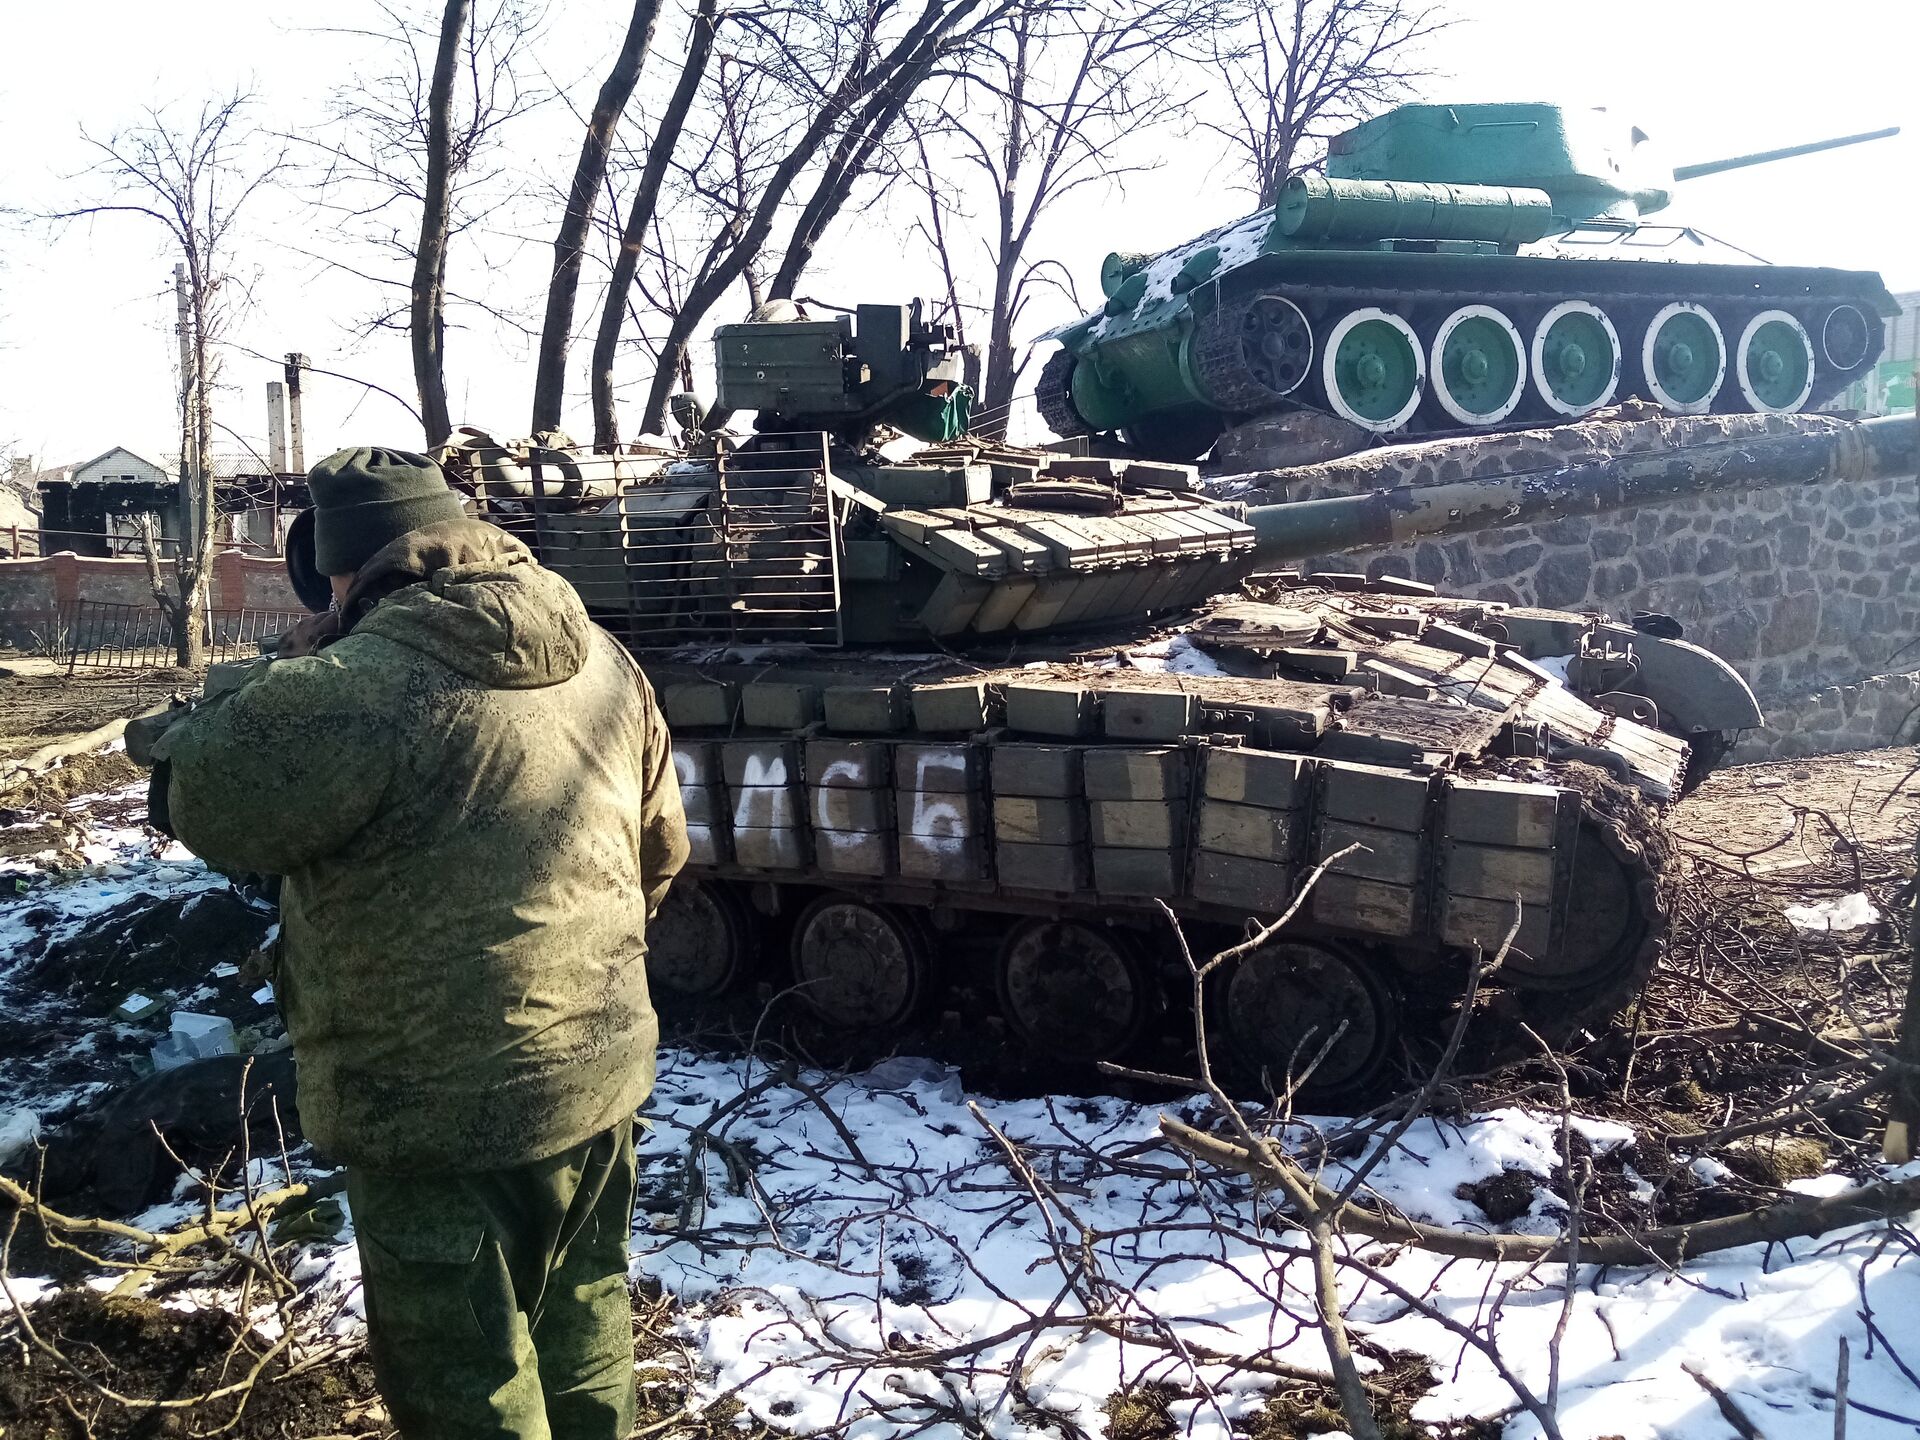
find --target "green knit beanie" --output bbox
[308,446,467,576]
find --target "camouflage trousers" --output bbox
[348,1118,638,1440]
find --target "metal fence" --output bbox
[61,602,303,671]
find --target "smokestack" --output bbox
[284,353,308,472]
[266,381,289,473]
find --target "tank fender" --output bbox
[1591,623,1763,734]
[1479,612,1761,734]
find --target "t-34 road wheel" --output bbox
[1732,310,1815,413]
[995,919,1156,1063]
[790,895,935,1031]
[1635,302,1726,414]
[1423,304,1527,428]
[1526,300,1621,419]
[1318,307,1424,433]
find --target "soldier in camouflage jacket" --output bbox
[158,447,688,1440]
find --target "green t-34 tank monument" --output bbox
[1035,103,1899,458]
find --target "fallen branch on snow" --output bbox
[1159,1115,1920,1265]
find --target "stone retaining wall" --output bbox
[1219,407,1920,757]
[1729,669,1920,762]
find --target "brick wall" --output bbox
[0,551,301,651]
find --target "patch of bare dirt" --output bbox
[1674,745,1918,870]
[0,1289,385,1439]
[0,659,190,763]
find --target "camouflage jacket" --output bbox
[157,519,687,1174]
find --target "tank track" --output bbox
[1035,347,1091,438]
[1510,766,1675,1042]
[1192,293,1302,412]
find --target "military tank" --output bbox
[1036,103,1899,459]
[431,303,1914,1101]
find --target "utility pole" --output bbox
[263,381,290,552]
[284,353,308,472]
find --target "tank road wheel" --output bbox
[1635,302,1727,414]
[995,920,1156,1063]
[1318,308,1423,432]
[790,895,934,1031]
[1192,292,1314,410]
[1220,941,1399,1105]
[1423,304,1527,428]
[1526,301,1621,418]
[648,878,756,999]
[1733,311,1816,414]
[1035,347,1091,439]
[1819,303,1873,372]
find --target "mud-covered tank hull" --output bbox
[433,394,1911,1102]
[641,593,1679,1100]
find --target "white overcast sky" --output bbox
[1,0,1914,469]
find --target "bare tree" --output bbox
[56,96,281,667]
[589,34,789,444]
[763,18,945,304]
[594,0,1022,444]
[303,0,545,446]
[929,0,1225,437]
[1204,0,1447,209]
[412,0,472,446]
[529,0,663,435]
[588,0,720,450]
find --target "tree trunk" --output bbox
[530,0,663,435]
[979,254,1020,440]
[177,261,219,668]
[410,0,471,448]
[975,21,1028,441]
[590,0,719,451]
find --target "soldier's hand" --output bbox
[278,610,344,659]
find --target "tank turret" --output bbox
[1036,102,1899,457]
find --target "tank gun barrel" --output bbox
[1244,413,1915,564]
[1672,126,1899,181]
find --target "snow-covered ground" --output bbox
[5,763,1920,1439]
[631,1054,1920,1440]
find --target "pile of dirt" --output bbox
[0,889,280,1142]
[1,749,144,817]
[0,663,188,764]
[0,1290,383,1438]
[14,888,274,1012]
